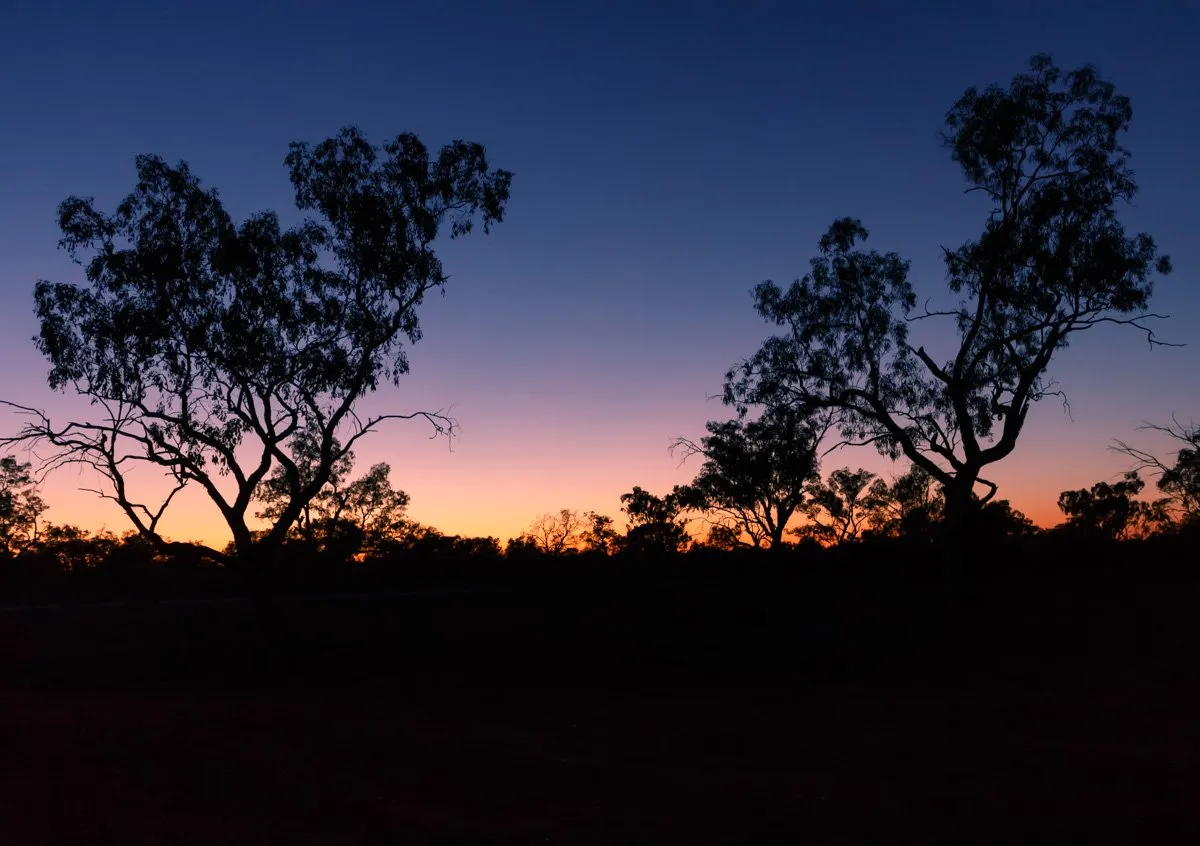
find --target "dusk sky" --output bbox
[1,0,1198,546]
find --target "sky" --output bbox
[1,0,1198,546]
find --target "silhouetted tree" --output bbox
[725,55,1172,542]
[1057,471,1162,540]
[5,127,510,568]
[256,432,411,558]
[1113,417,1200,525]
[448,535,503,560]
[619,486,690,555]
[866,465,945,539]
[672,406,827,548]
[0,457,46,556]
[698,522,744,551]
[335,463,412,549]
[255,429,354,543]
[366,524,493,562]
[976,498,1037,538]
[504,535,541,557]
[799,467,881,544]
[29,524,120,572]
[580,510,619,555]
[518,508,591,555]
[367,519,445,559]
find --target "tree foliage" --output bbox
[517,509,592,555]
[1113,418,1200,525]
[581,511,619,554]
[975,498,1037,538]
[334,462,412,549]
[726,55,1172,533]
[508,509,619,557]
[0,457,46,555]
[619,486,690,556]
[865,465,946,539]
[799,467,882,544]
[673,406,827,548]
[255,431,410,556]
[698,522,745,551]
[1057,471,1164,540]
[7,127,510,563]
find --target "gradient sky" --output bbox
[2,0,1198,546]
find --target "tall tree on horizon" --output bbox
[4,127,511,568]
[725,55,1173,541]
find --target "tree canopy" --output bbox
[1113,418,1200,526]
[1057,471,1164,540]
[515,509,594,555]
[725,55,1172,534]
[673,406,827,548]
[800,467,881,544]
[0,457,46,556]
[6,127,511,564]
[619,486,690,556]
[255,431,411,557]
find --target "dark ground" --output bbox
[2,566,1198,844]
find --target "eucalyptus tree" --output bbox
[6,128,510,565]
[726,56,1172,538]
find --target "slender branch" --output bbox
[340,409,458,454]
[913,346,952,384]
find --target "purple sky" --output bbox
[1,0,1197,544]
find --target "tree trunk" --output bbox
[940,473,980,573]
[768,505,793,551]
[232,535,286,621]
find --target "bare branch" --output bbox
[1072,312,1182,348]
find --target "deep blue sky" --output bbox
[1,0,1197,541]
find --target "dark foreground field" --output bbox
[2,561,1199,844]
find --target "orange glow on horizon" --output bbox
[33,454,1090,551]
[22,381,1177,549]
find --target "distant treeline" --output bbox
[1,509,1197,606]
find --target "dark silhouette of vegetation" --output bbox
[1056,471,1167,540]
[0,507,1195,603]
[859,464,946,540]
[581,510,620,554]
[506,509,618,557]
[672,406,828,548]
[796,462,1014,544]
[1113,417,1200,526]
[367,526,502,570]
[0,48,1196,846]
[3,128,510,571]
[0,457,46,556]
[513,508,592,554]
[799,467,882,543]
[697,521,747,551]
[255,431,411,558]
[619,486,690,556]
[0,54,1189,624]
[976,498,1038,538]
[6,519,1200,846]
[725,55,1173,541]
